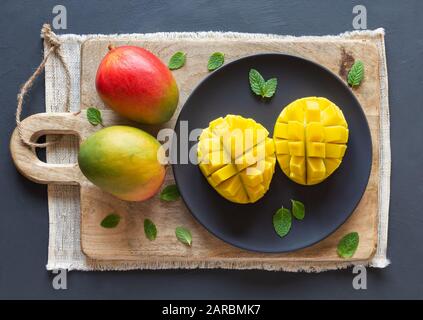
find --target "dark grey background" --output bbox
[0,0,422,299]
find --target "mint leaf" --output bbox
[160,184,180,201]
[207,52,225,71]
[337,232,359,258]
[168,51,186,70]
[347,60,364,87]
[249,69,265,96]
[249,69,278,98]
[144,218,157,241]
[273,207,292,238]
[175,226,192,246]
[291,199,305,220]
[100,213,120,228]
[262,78,278,98]
[87,107,103,126]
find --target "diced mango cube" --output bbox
[198,150,228,177]
[209,117,225,128]
[245,184,265,202]
[222,129,244,159]
[198,136,221,155]
[287,121,304,141]
[226,115,245,130]
[288,141,305,156]
[280,102,305,122]
[199,128,213,140]
[274,122,288,139]
[262,159,275,187]
[306,122,324,142]
[290,156,305,177]
[264,137,275,156]
[324,158,342,176]
[305,101,320,122]
[232,187,249,204]
[306,142,325,158]
[234,149,256,171]
[324,126,349,143]
[307,158,326,184]
[290,172,306,185]
[209,149,230,164]
[240,167,263,187]
[242,126,268,151]
[209,164,237,187]
[265,154,276,170]
[210,117,230,136]
[320,105,336,126]
[289,105,305,122]
[274,139,289,154]
[325,143,347,158]
[278,106,290,123]
[277,154,290,170]
[317,97,331,110]
[336,108,348,127]
[321,104,346,127]
[216,175,242,198]
[234,138,273,171]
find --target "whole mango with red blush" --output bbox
[96,45,179,124]
[78,126,166,201]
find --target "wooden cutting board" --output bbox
[11,37,380,266]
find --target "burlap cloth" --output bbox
[42,28,390,271]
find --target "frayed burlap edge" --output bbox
[48,259,374,273]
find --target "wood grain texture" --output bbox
[11,37,380,265]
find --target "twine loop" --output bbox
[41,24,62,48]
[16,23,71,148]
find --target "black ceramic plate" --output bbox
[173,54,372,253]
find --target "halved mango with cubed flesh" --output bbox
[197,115,275,203]
[273,97,348,185]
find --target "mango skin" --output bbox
[96,46,179,124]
[78,126,166,201]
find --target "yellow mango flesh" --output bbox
[273,97,349,185]
[197,115,275,204]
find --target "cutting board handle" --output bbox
[10,113,82,185]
